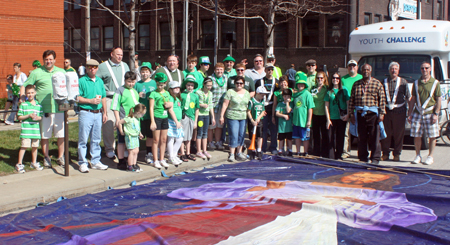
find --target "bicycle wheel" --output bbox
[440,120,450,145]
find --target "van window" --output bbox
[358,55,430,83]
[433,57,443,81]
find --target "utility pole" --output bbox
[182,0,189,69]
[170,0,176,54]
[85,0,91,61]
[417,0,421,19]
[214,0,218,65]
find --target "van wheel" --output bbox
[421,136,429,150]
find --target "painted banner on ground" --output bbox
[1,156,450,244]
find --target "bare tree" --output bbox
[190,0,346,60]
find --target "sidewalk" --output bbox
[0,110,231,215]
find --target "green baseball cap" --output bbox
[199,56,211,65]
[140,62,152,71]
[223,55,235,62]
[154,72,168,83]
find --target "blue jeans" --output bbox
[197,115,210,139]
[228,119,246,148]
[78,110,103,166]
[6,96,18,122]
[220,118,228,142]
[262,110,278,152]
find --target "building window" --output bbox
[202,20,215,49]
[374,15,381,23]
[91,0,100,8]
[139,24,150,50]
[105,0,114,6]
[327,15,345,47]
[437,1,443,20]
[72,29,81,52]
[64,29,69,52]
[248,19,264,48]
[384,15,391,21]
[364,13,372,25]
[160,22,171,50]
[123,27,130,50]
[104,26,114,51]
[91,27,100,51]
[221,20,236,48]
[73,0,81,10]
[64,2,69,11]
[274,22,288,48]
[301,17,319,47]
[176,21,183,50]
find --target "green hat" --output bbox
[199,56,211,65]
[223,55,235,62]
[32,60,41,67]
[140,62,152,71]
[295,71,308,89]
[154,72,168,83]
[182,75,199,89]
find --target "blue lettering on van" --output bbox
[359,38,384,45]
[386,37,426,43]
[403,4,417,14]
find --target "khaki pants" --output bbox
[343,122,351,155]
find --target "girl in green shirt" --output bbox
[167,81,184,166]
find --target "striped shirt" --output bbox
[18,101,43,139]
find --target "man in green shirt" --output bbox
[20,50,66,168]
[223,55,237,79]
[76,59,109,173]
[97,47,130,159]
[64,59,76,73]
[267,54,283,79]
[152,54,184,90]
[182,55,204,92]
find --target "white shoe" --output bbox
[92,162,108,170]
[4,120,14,125]
[30,162,43,171]
[175,157,183,164]
[16,164,25,173]
[146,153,154,164]
[153,160,162,169]
[216,141,224,150]
[160,159,169,168]
[423,156,434,165]
[79,164,89,173]
[106,151,116,159]
[411,155,421,164]
[168,157,180,166]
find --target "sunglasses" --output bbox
[235,82,244,85]
[87,65,98,69]
[201,63,210,66]
[254,60,263,63]
[236,69,245,72]
[332,77,340,79]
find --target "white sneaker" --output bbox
[146,153,154,164]
[92,162,108,170]
[423,156,434,165]
[16,164,25,173]
[168,157,180,166]
[4,120,14,125]
[153,160,162,169]
[160,159,169,168]
[411,155,421,164]
[216,141,224,150]
[30,162,43,171]
[106,151,116,159]
[79,164,89,173]
[175,157,183,164]
[43,156,52,168]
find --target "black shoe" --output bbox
[117,159,127,170]
[127,165,136,172]
[287,151,293,157]
[257,151,263,160]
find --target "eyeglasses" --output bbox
[87,65,98,69]
[235,82,244,85]
[421,67,431,70]
[254,60,263,63]
[317,77,324,80]
[236,69,245,72]
[307,64,316,67]
[332,77,340,80]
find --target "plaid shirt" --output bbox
[209,74,228,112]
[349,78,386,115]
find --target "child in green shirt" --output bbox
[292,76,315,156]
[276,89,294,157]
[118,104,146,172]
[180,75,200,161]
[167,81,184,166]
[247,87,269,160]
[196,78,215,160]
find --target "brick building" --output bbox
[0,0,65,98]
[63,0,448,76]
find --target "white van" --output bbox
[349,19,450,148]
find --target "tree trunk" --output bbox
[170,0,176,54]
[265,0,275,63]
[129,0,136,71]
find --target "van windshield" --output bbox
[357,55,430,83]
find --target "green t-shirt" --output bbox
[227,75,255,92]
[196,89,213,116]
[18,101,43,139]
[306,72,316,92]
[134,80,157,119]
[292,89,315,127]
[111,86,139,119]
[411,77,442,115]
[183,68,204,91]
[170,96,183,121]
[65,67,76,73]
[123,116,140,137]
[274,88,293,103]
[341,74,363,96]
[224,89,251,120]
[324,87,350,120]
[276,102,293,133]
[224,68,237,80]
[22,66,66,113]
[248,97,265,122]
[78,75,106,110]
[149,90,171,119]
[181,91,200,120]
[311,85,328,116]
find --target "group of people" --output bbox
[7,47,446,174]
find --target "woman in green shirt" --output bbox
[219,76,251,162]
[311,71,329,158]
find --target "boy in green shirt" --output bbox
[111,71,140,170]
[247,87,269,160]
[276,89,294,156]
[292,75,315,156]
[182,55,204,92]
[134,62,157,164]
[16,85,43,173]
[180,75,200,161]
